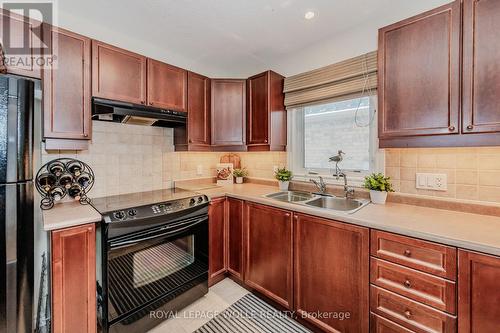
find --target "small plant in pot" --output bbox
[275,167,292,191]
[233,168,248,184]
[363,173,394,204]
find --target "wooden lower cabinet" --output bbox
[371,230,457,280]
[458,250,500,332]
[208,197,226,286]
[294,213,369,333]
[371,286,456,333]
[51,224,96,333]
[371,313,416,333]
[244,202,293,309]
[370,258,456,314]
[226,198,244,281]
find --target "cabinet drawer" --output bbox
[371,230,457,280]
[370,313,416,333]
[370,286,456,333]
[371,258,456,314]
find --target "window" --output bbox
[288,95,380,185]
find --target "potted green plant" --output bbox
[233,168,248,184]
[363,173,394,204]
[275,167,293,191]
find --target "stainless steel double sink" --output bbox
[264,191,370,214]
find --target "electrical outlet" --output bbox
[196,165,203,176]
[416,173,447,191]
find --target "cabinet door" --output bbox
[208,197,226,286]
[378,1,461,138]
[294,213,369,333]
[211,79,246,148]
[147,59,187,111]
[247,71,269,145]
[244,202,293,309]
[462,0,500,134]
[51,224,96,333]
[458,250,500,332]
[227,198,243,281]
[0,9,43,78]
[43,26,91,140]
[92,40,146,104]
[187,72,210,145]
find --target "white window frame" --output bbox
[287,94,383,188]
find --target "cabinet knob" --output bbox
[264,139,268,143]
[140,101,145,105]
[188,139,192,143]
[404,249,411,257]
[466,125,473,131]
[404,279,412,288]
[149,102,153,106]
[448,125,455,131]
[83,133,88,137]
[404,309,412,319]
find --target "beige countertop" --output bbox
[42,201,101,231]
[42,183,500,256]
[191,183,500,257]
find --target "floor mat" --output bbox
[194,293,311,333]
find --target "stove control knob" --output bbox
[128,209,137,217]
[197,196,204,203]
[113,211,125,220]
[189,198,196,206]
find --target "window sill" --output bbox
[292,174,365,188]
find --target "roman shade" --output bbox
[283,51,377,108]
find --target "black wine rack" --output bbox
[35,158,95,210]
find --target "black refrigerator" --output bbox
[0,75,35,333]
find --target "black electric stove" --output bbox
[92,188,210,333]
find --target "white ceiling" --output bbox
[56,0,450,77]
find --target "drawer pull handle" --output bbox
[404,279,412,288]
[404,249,412,257]
[404,309,412,319]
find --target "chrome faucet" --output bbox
[336,172,355,199]
[309,175,327,194]
[330,151,355,199]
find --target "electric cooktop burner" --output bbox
[91,188,209,223]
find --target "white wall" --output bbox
[273,0,451,76]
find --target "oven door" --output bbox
[105,214,208,327]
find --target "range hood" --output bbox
[92,98,187,127]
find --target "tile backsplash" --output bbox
[385,147,500,203]
[42,121,286,198]
[41,121,172,198]
[41,121,499,204]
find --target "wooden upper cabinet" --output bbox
[294,213,369,333]
[51,224,96,333]
[208,197,226,286]
[378,1,461,139]
[462,0,500,134]
[43,26,91,141]
[458,250,500,333]
[147,59,187,110]
[247,70,286,151]
[174,71,210,151]
[0,9,43,78]
[244,203,293,309]
[92,40,146,104]
[211,79,246,149]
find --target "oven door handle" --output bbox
[109,216,207,249]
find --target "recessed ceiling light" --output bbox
[304,11,315,20]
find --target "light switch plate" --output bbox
[416,173,447,191]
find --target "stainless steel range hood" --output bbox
[92,98,187,127]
